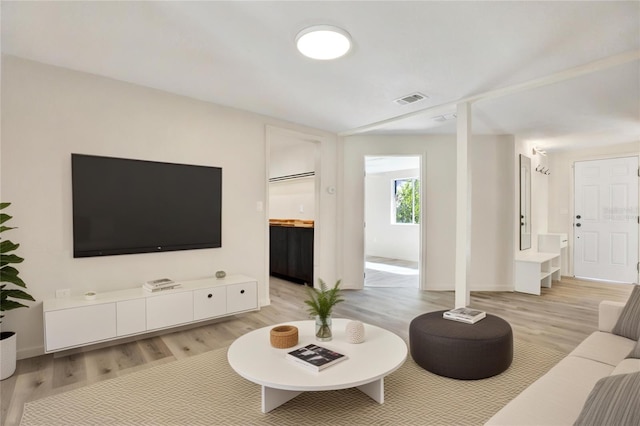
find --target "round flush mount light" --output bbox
[296,25,352,60]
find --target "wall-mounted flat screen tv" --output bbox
[72,154,222,258]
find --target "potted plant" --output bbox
[304,279,344,341]
[1,202,35,380]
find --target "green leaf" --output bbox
[303,279,343,320]
[0,266,26,288]
[0,289,34,302]
[0,299,29,312]
[0,226,16,234]
[0,213,12,226]
[0,203,10,210]
[0,240,19,254]
[0,254,24,267]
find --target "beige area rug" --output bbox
[21,340,565,426]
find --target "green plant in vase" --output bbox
[304,279,344,341]
[1,202,35,380]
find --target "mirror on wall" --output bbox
[519,154,532,250]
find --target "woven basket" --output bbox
[270,325,298,348]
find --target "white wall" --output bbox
[547,141,640,276]
[339,134,515,291]
[269,141,316,220]
[269,143,315,180]
[365,168,420,262]
[269,178,315,220]
[0,56,337,358]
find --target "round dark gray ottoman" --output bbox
[409,311,513,380]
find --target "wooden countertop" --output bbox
[269,219,314,228]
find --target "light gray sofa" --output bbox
[486,300,640,426]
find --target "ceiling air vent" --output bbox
[394,92,428,106]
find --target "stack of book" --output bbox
[443,307,486,324]
[143,278,180,292]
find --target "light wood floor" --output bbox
[365,256,419,288]
[1,276,633,426]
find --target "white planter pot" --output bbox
[0,332,17,380]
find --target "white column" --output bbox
[455,102,471,308]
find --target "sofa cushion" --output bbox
[627,338,640,359]
[612,285,640,340]
[569,331,636,367]
[573,371,640,426]
[612,358,640,375]
[485,356,614,426]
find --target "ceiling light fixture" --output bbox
[295,25,352,60]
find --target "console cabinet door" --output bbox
[270,226,314,284]
[288,227,314,285]
[226,281,258,313]
[117,299,146,336]
[269,226,288,276]
[193,287,227,321]
[146,292,193,330]
[45,303,116,352]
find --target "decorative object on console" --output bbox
[345,320,365,343]
[270,325,298,349]
[0,202,35,380]
[303,279,344,342]
[142,278,180,292]
[215,270,226,279]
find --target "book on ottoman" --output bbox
[443,307,486,324]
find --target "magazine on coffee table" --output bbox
[443,307,486,324]
[286,344,347,372]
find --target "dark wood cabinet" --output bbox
[269,225,314,285]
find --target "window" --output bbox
[394,178,420,224]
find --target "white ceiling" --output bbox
[2,1,639,152]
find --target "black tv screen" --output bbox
[72,154,222,258]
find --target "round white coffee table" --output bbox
[227,319,407,413]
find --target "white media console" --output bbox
[43,275,258,353]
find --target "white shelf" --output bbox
[43,275,259,353]
[538,233,568,276]
[515,251,561,295]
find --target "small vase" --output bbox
[315,315,332,341]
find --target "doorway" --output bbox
[267,129,320,287]
[364,156,421,288]
[574,156,639,283]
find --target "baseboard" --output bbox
[17,344,45,360]
[424,284,515,292]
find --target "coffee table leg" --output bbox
[261,386,303,413]
[356,377,384,404]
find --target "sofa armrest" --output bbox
[598,301,625,332]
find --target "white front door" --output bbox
[574,156,639,283]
